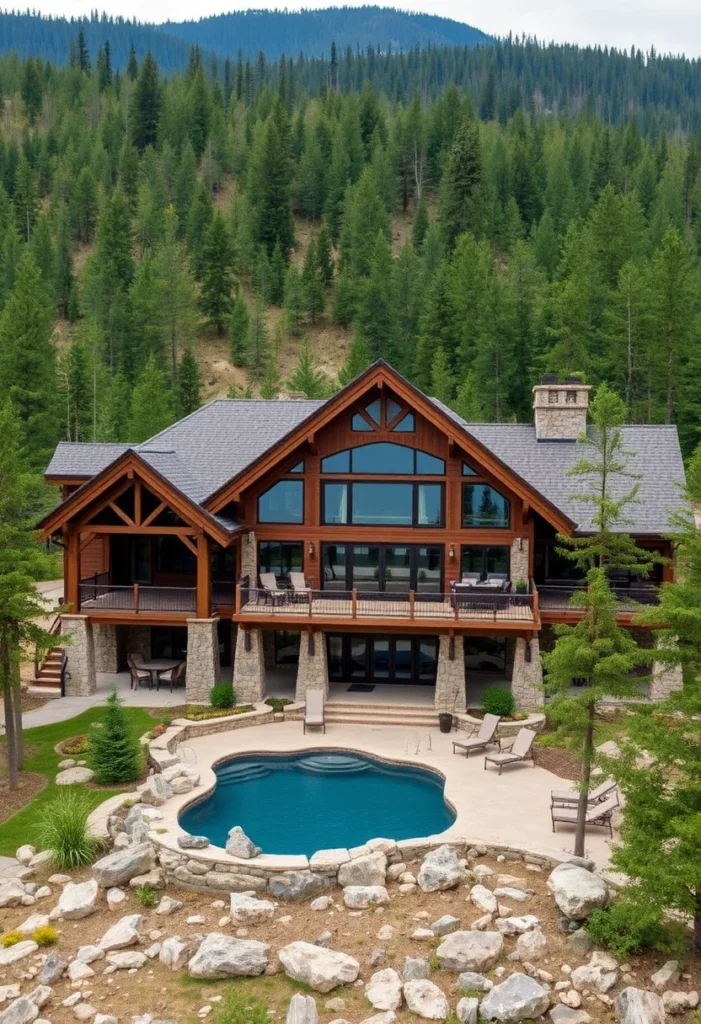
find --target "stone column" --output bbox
[434,635,466,713]
[60,614,96,696]
[295,631,328,702]
[233,627,265,703]
[93,624,118,674]
[510,538,529,585]
[650,637,683,701]
[186,618,220,703]
[511,636,542,712]
[262,629,276,671]
[240,531,257,584]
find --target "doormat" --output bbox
[347,683,375,693]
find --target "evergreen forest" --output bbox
[1,34,701,484]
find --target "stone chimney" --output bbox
[532,374,591,440]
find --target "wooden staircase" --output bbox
[30,615,64,695]
[325,700,438,728]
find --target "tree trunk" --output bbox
[574,702,595,858]
[12,660,23,771]
[693,892,701,953]
[1,640,18,791]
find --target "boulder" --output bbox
[177,835,210,850]
[571,953,618,994]
[616,988,666,1024]
[287,993,319,1024]
[0,942,38,968]
[360,1014,396,1024]
[93,843,156,888]
[343,885,390,909]
[480,973,551,1023]
[28,852,52,871]
[457,997,479,1024]
[458,972,493,993]
[55,766,94,785]
[67,961,95,983]
[402,980,449,1020]
[662,992,699,1015]
[188,933,269,978]
[431,915,461,937]
[106,951,147,970]
[160,936,194,971]
[493,887,529,903]
[76,945,104,964]
[225,826,261,859]
[0,881,25,908]
[568,929,593,956]
[140,774,173,806]
[37,953,67,985]
[277,941,360,993]
[106,888,126,911]
[15,845,35,866]
[0,997,39,1024]
[0,987,21,1003]
[651,962,680,991]
[403,958,431,982]
[58,880,98,920]
[338,853,387,888]
[23,988,50,1011]
[229,892,275,924]
[98,913,144,951]
[269,871,329,901]
[156,895,183,916]
[417,846,467,893]
[550,1007,592,1024]
[436,931,503,973]
[17,913,49,935]
[546,863,608,921]
[515,929,548,961]
[365,969,403,1011]
[470,885,498,915]
[495,916,540,937]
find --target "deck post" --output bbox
[409,590,415,620]
[235,582,242,615]
[196,533,211,619]
[351,588,358,619]
[133,583,139,612]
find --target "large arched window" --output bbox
[321,443,444,476]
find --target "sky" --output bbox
[29,0,701,57]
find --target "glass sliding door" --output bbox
[327,634,439,686]
[384,547,411,592]
[321,544,444,593]
[352,546,381,591]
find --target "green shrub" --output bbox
[264,697,294,712]
[134,884,158,907]
[89,688,143,785]
[1,930,25,948]
[32,925,58,946]
[210,682,235,709]
[214,989,272,1024]
[185,705,254,721]
[60,735,91,756]
[586,899,689,959]
[35,789,99,871]
[481,687,516,717]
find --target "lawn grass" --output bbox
[0,705,162,856]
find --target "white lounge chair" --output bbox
[290,572,312,599]
[304,689,326,733]
[551,793,619,838]
[484,727,537,774]
[452,713,501,756]
[551,778,617,807]
[259,572,287,605]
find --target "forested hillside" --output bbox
[0,37,700,484]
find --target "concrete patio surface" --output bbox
[156,718,614,868]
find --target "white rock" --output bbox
[571,954,618,994]
[94,1016,119,1024]
[343,886,389,909]
[310,896,333,912]
[0,942,39,967]
[155,895,182,916]
[144,942,161,959]
[28,852,52,871]
[411,929,435,941]
[99,914,144,951]
[493,887,529,903]
[76,945,104,965]
[458,972,493,993]
[550,1006,592,1024]
[16,846,36,866]
[48,873,72,884]
[56,766,94,785]
[436,931,503,973]
[58,880,98,920]
[159,936,193,971]
[187,915,205,925]
[24,988,51,1011]
[402,980,449,1020]
[34,887,51,901]
[69,959,96,982]
[365,969,403,1011]
[0,881,25,909]
[496,916,540,937]
[480,973,551,1022]
[0,997,40,1024]
[187,933,270,978]
[140,774,173,807]
[360,1013,396,1024]
[377,925,396,941]
[546,864,608,921]
[515,929,548,961]
[651,962,680,991]
[225,826,261,859]
[662,991,699,1014]
[470,885,498,915]
[277,941,360,993]
[93,845,156,888]
[229,892,275,924]
[616,988,666,1024]
[0,986,21,1004]
[457,997,479,1024]
[417,846,467,893]
[73,1002,97,1021]
[338,853,387,888]
[17,913,49,934]
[106,951,147,970]
[470,914,493,932]
[287,993,319,1024]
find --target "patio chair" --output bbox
[259,572,287,606]
[290,572,312,601]
[484,727,537,774]
[156,660,186,694]
[551,778,617,807]
[303,689,326,733]
[460,572,482,586]
[127,653,151,691]
[452,713,501,757]
[551,793,619,838]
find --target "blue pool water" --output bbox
[179,751,455,856]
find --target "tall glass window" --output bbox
[322,545,348,590]
[352,483,413,525]
[462,483,510,528]
[258,480,304,523]
[258,541,303,580]
[321,443,444,475]
[461,545,510,580]
[322,483,348,524]
[417,484,442,526]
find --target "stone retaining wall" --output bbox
[454,710,546,738]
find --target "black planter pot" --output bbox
[438,712,453,733]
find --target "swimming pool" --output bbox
[179,750,456,856]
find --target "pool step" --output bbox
[297,754,371,774]
[325,702,439,728]
[218,764,270,785]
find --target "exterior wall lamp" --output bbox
[308,541,315,557]
[449,544,455,559]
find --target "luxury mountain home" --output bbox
[39,362,685,713]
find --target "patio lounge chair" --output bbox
[484,727,536,774]
[551,778,617,807]
[127,653,151,691]
[259,572,287,605]
[452,713,501,756]
[551,793,619,837]
[156,660,186,693]
[304,689,326,733]
[290,572,312,600]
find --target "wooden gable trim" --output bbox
[206,361,574,534]
[38,451,232,546]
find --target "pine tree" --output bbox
[187,66,211,159]
[176,343,202,416]
[13,158,39,242]
[338,332,371,386]
[29,214,56,304]
[649,227,695,425]
[438,115,482,247]
[97,370,131,442]
[152,206,199,373]
[96,188,134,289]
[89,689,142,785]
[246,297,270,382]
[21,58,42,125]
[302,240,325,323]
[430,346,455,404]
[55,203,76,320]
[199,211,234,335]
[353,229,395,360]
[127,354,173,443]
[287,339,331,398]
[76,30,90,74]
[269,240,286,306]
[126,43,138,82]
[412,196,429,251]
[229,293,250,367]
[283,262,305,335]
[248,113,295,257]
[132,53,161,153]
[175,141,198,231]
[315,222,334,284]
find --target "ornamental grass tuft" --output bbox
[35,788,99,871]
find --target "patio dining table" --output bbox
[135,658,182,688]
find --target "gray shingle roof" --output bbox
[432,400,687,534]
[45,442,129,478]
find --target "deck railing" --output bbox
[79,582,197,613]
[237,586,536,623]
[538,582,659,613]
